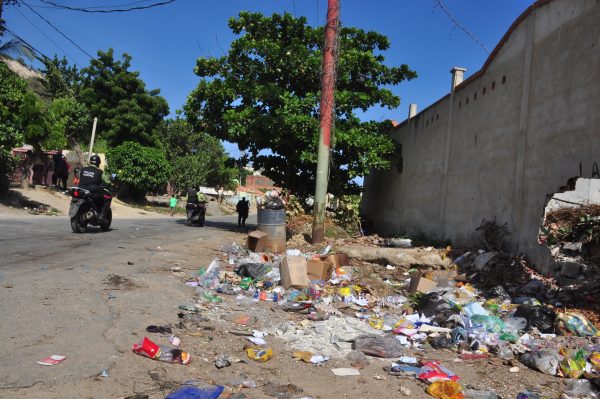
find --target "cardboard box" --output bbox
[307,259,334,281]
[247,231,269,252]
[280,256,310,289]
[408,275,437,293]
[325,253,349,269]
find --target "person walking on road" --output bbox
[236,197,249,227]
[169,194,178,216]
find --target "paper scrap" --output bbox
[331,368,360,376]
[247,337,267,345]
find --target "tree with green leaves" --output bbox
[0,61,26,192]
[185,12,416,198]
[81,49,169,148]
[41,55,83,99]
[159,117,238,192]
[106,141,171,200]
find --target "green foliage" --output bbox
[159,118,238,191]
[80,49,169,148]
[106,142,171,198]
[0,62,27,191]
[47,96,88,146]
[185,12,416,197]
[41,55,83,99]
[333,195,362,234]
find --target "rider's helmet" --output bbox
[89,154,101,167]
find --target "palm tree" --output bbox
[0,38,36,61]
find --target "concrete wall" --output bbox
[546,178,600,210]
[362,0,600,272]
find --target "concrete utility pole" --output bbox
[311,0,340,244]
[88,117,98,162]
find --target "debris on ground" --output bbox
[119,218,600,399]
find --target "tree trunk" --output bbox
[68,136,85,166]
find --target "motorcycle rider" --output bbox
[78,154,110,220]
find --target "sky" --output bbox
[4,0,536,159]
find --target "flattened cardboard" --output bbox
[280,256,310,289]
[408,275,437,293]
[307,259,334,281]
[247,231,269,252]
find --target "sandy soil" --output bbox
[0,187,169,219]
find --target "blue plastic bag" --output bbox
[165,384,224,399]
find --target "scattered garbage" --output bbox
[164,381,224,399]
[520,350,562,375]
[353,334,404,358]
[132,337,191,365]
[245,347,273,362]
[37,355,66,366]
[331,368,360,376]
[146,230,600,399]
[426,380,463,399]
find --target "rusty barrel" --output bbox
[256,208,286,253]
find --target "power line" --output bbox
[37,0,176,13]
[21,1,94,59]
[434,0,490,54]
[26,0,155,10]
[13,5,77,63]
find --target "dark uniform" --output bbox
[236,198,249,227]
[78,165,107,218]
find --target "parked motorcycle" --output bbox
[69,186,113,233]
[186,201,206,226]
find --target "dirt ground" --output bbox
[0,236,567,399]
[0,194,577,398]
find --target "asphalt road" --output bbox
[0,213,255,395]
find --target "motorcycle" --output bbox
[186,201,206,226]
[69,186,113,233]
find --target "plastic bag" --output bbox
[463,302,489,318]
[514,304,556,334]
[559,348,587,378]
[426,380,464,399]
[555,312,599,337]
[419,361,459,382]
[236,263,269,280]
[470,315,506,333]
[246,347,273,362]
[165,382,224,399]
[199,260,221,289]
[353,334,404,358]
[503,317,527,333]
[520,349,562,375]
[419,292,457,319]
[564,379,598,398]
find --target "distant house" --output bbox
[245,174,276,191]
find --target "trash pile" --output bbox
[256,190,285,210]
[137,234,600,398]
[540,204,600,273]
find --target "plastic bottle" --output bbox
[463,389,499,399]
[199,260,220,289]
